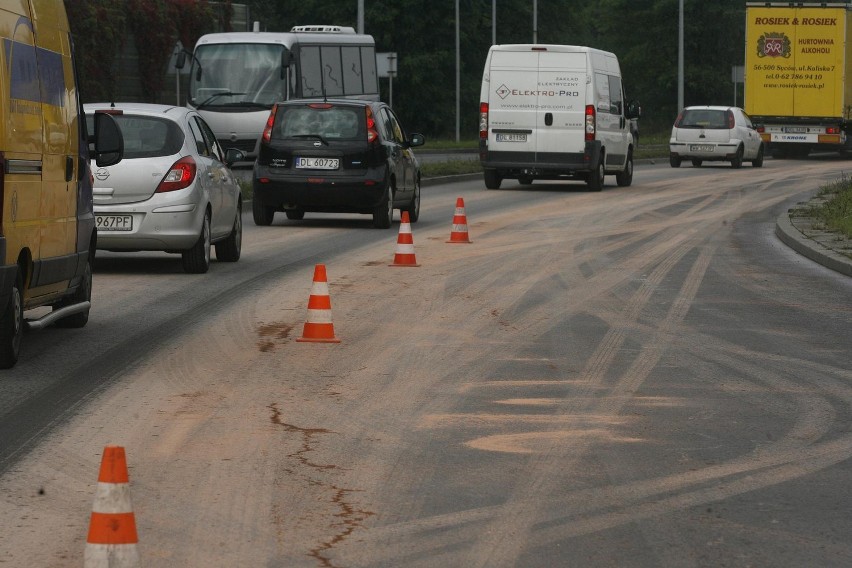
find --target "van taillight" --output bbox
[366,106,379,144]
[156,156,196,192]
[585,105,596,141]
[479,102,489,140]
[262,105,278,143]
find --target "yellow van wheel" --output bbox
[0,271,24,369]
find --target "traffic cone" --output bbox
[84,446,140,568]
[390,211,420,267]
[447,197,472,243]
[297,264,341,343]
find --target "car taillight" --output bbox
[156,156,196,193]
[674,112,683,127]
[585,105,596,141]
[262,105,278,143]
[366,106,379,144]
[727,110,735,128]
[479,102,489,140]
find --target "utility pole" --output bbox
[456,0,460,142]
[358,0,364,34]
[678,0,684,111]
[533,0,538,43]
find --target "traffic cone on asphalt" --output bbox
[297,264,341,343]
[390,211,420,267]
[84,446,140,568]
[447,197,472,243]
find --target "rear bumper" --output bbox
[669,141,739,161]
[479,141,601,176]
[253,165,388,213]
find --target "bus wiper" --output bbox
[196,91,246,108]
[217,101,271,109]
[292,134,329,146]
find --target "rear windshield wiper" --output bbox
[291,134,329,146]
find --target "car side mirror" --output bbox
[92,112,124,167]
[224,148,245,166]
[408,133,426,148]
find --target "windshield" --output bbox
[189,43,287,109]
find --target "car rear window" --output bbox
[87,115,184,158]
[677,109,731,129]
[273,105,364,141]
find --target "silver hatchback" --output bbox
[85,103,244,273]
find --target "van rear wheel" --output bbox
[587,158,605,191]
[616,150,633,187]
[484,168,502,190]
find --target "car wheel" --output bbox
[285,209,305,220]
[182,212,211,274]
[731,146,744,169]
[518,176,533,185]
[252,197,275,226]
[0,269,24,369]
[587,156,604,191]
[215,203,242,262]
[691,159,703,167]
[484,168,502,190]
[670,155,682,168]
[373,186,393,229]
[616,149,633,187]
[53,253,92,328]
[403,177,421,223]
[752,145,764,167]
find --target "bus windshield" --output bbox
[189,43,286,109]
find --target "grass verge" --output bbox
[804,176,852,238]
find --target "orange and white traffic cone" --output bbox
[84,446,140,568]
[447,197,472,243]
[297,263,341,343]
[390,211,420,267]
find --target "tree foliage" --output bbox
[67,0,747,137]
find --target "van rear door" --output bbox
[486,47,586,165]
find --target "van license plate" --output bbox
[295,157,340,170]
[496,133,527,142]
[689,144,714,152]
[96,215,133,231]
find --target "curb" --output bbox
[775,211,852,277]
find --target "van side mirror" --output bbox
[626,100,642,120]
[92,112,124,167]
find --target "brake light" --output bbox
[262,104,278,143]
[727,110,735,128]
[156,156,196,192]
[309,103,333,109]
[366,106,379,144]
[479,102,489,140]
[585,105,596,141]
[673,112,683,127]
[827,126,839,134]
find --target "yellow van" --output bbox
[0,0,122,368]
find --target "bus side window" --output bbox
[342,46,363,95]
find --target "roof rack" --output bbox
[290,25,357,34]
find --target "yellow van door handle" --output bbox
[65,156,74,183]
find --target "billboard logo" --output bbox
[757,32,791,58]
[496,84,511,99]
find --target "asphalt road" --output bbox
[1,157,851,567]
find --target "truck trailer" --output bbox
[744,1,852,157]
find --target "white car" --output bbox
[85,103,245,273]
[669,105,764,168]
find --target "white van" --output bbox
[478,44,640,191]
